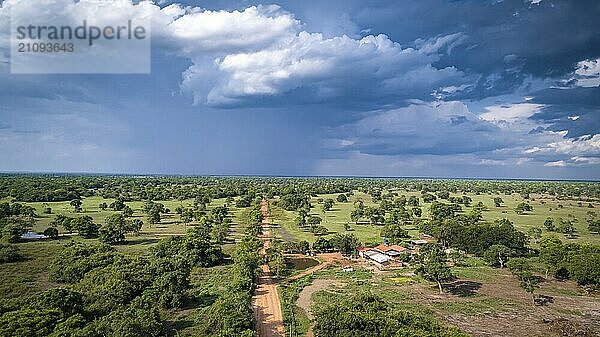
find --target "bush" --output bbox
[0,243,22,263]
[313,292,468,337]
[49,242,117,283]
[43,227,59,239]
[336,194,348,202]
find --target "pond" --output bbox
[287,257,320,270]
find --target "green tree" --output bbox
[211,221,230,244]
[415,244,453,293]
[313,292,468,337]
[412,207,422,218]
[380,223,409,244]
[330,233,359,256]
[127,219,144,234]
[1,216,32,242]
[528,226,543,242]
[49,242,117,283]
[99,214,129,245]
[483,244,512,268]
[148,207,161,224]
[518,271,540,305]
[538,235,564,278]
[493,197,504,207]
[543,218,555,231]
[322,198,334,213]
[71,216,99,239]
[43,227,59,239]
[0,243,22,263]
[558,219,576,238]
[312,237,332,252]
[70,198,83,212]
[51,214,73,233]
[122,205,134,217]
[109,198,126,211]
[407,196,419,207]
[588,219,600,234]
[267,244,287,278]
[310,225,329,236]
[336,194,348,202]
[143,201,164,224]
[308,215,322,226]
[422,193,437,203]
[515,202,533,215]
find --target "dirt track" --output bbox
[252,201,285,337]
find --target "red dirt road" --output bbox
[252,201,285,337]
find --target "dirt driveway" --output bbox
[252,201,285,337]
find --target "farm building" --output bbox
[363,250,392,268]
[409,239,428,249]
[358,244,407,269]
[373,244,406,257]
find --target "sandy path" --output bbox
[252,200,285,337]
[295,279,345,320]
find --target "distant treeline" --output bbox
[0,175,599,202]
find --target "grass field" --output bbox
[269,190,600,245]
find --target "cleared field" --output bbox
[300,257,600,337]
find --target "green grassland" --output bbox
[270,190,600,245]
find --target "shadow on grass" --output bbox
[445,280,483,297]
[122,237,160,246]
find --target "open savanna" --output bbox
[270,190,600,245]
[0,195,249,301]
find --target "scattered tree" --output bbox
[483,244,512,268]
[70,198,83,213]
[415,244,453,294]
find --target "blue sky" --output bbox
[0,0,599,179]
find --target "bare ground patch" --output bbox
[296,279,346,320]
[402,268,600,337]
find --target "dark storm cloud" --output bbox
[529,87,600,137]
[354,0,600,99]
[1,0,598,178]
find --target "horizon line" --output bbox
[0,170,599,183]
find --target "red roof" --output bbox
[357,246,368,252]
[374,244,406,253]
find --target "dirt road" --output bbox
[252,201,285,337]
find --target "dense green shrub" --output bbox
[0,243,22,263]
[313,292,468,337]
[49,242,117,283]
